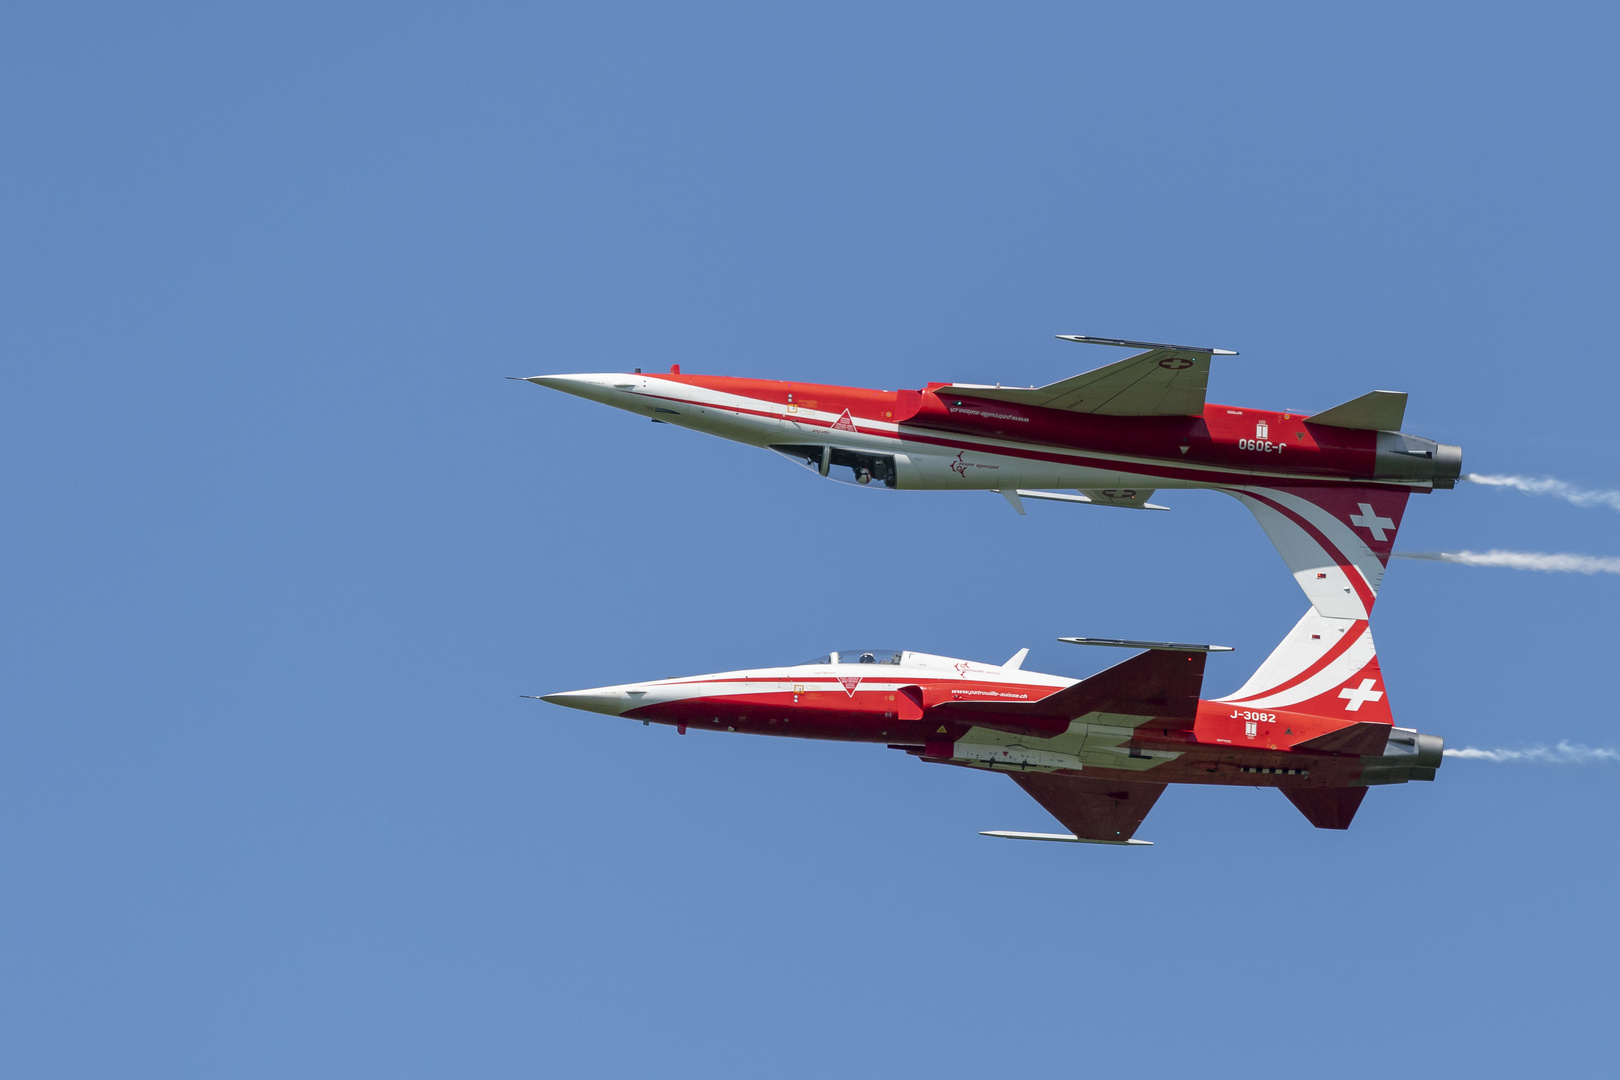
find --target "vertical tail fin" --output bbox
[1220,607,1410,833]
[1216,608,1392,725]
[1226,485,1410,619]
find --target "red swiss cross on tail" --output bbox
[1217,608,1396,727]
[1338,677,1384,711]
[1225,485,1411,619]
[1348,502,1396,542]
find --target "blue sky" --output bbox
[5,3,1619,1076]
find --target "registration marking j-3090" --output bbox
[1238,439,1285,453]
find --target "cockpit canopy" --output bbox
[801,649,904,666]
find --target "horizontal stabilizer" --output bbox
[1308,390,1408,431]
[980,831,1152,847]
[1283,786,1368,830]
[1294,721,1393,757]
[1009,773,1167,843]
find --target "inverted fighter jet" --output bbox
[522,337,1461,621]
[538,608,1441,844]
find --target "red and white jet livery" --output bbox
[523,336,1462,622]
[539,610,1442,844]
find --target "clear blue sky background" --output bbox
[5,3,1618,1077]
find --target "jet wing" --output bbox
[938,336,1235,417]
[934,647,1207,729]
[1008,772,1167,843]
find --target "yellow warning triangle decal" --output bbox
[936,725,948,734]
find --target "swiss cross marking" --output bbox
[1349,502,1395,541]
[1338,678,1384,712]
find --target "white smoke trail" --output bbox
[1445,741,1620,764]
[1394,549,1620,574]
[1465,473,1620,511]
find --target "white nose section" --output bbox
[524,374,639,408]
[539,686,637,716]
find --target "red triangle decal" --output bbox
[838,676,861,696]
[831,409,857,432]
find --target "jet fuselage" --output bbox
[544,646,1442,798]
[529,370,1461,497]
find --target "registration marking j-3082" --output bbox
[1230,709,1276,722]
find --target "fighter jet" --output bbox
[538,608,1441,844]
[522,336,1461,621]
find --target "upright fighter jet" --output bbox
[538,611,1441,844]
[522,336,1461,622]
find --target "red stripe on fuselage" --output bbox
[638,384,1422,492]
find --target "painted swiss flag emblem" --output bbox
[837,676,861,696]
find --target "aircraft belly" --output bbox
[680,407,780,446]
[895,445,1161,491]
[957,724,1179,775]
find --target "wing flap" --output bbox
[1009,772,1166,842]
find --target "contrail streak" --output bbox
[1445,741,1620,764]
[1394,549,1620,575]
[1465,473,1620,511]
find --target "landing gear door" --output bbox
[765,445,901,488]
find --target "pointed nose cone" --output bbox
[539,687,634,716]
[522,374,637,409]
[525,375,588,392]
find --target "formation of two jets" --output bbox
[525,336,1461,844]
